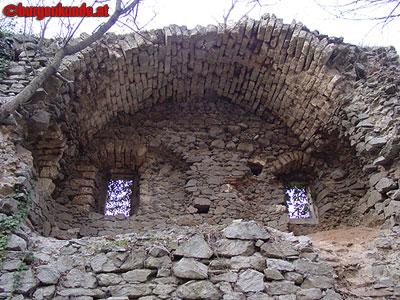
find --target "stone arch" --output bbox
[272,151,323,175]
[26,17,359,195]
[10,16,398,237]
[2,18,400,300]
[55,16,352,153]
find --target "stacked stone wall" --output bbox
[0,15,399,300]
[2,221,400,300]
[46,97,367,238]
[0,17,399,235]
[0,221,362,299]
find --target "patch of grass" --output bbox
[113,240,130,248]
[0,187,33,264]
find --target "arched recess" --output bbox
[23,16,371,236]
[55,15,354,152]
[25,16,358,190]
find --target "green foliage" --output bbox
[0,185,33,299]
[6,250,33,300]
[285,181,307,190]
[113,240,130,247]
[285,182,311,219]
[0,188,33,264]
[0,18,16,79]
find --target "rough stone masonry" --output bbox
[0,14,399,299]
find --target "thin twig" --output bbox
[54,73,74,83]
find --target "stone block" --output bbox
[297,288,322,300]
[193,198,211,213]
[175,234,213,259]
[122,269,153,283]
[210,272,238,283]
[37,178,55,195]
[223,221,270,240]
[33,285,56,299]
[301,275,334,289]
[72,195,94,206]
[375,178,397,193]
[230,253,266,271]
[369,172,388,188]
[224,292,246,300]
[36,265,61,285]
[330,169,347,181]
[40,166,59,180]
[260,240,299,258]
[266,258,295,272]
[367,190,384,208]
[266,280,300,295]
[29,110,51,132]
[172,258,208,279]
[264,268,285,280]
[97,273,123,286]
[109,284,154,298]
[216,239,255,257]
[0,182,14,198]
[237,143,254,152]
[235,269,264,292]
[0,197,19,215]
[384,201,400,218]
[176,280,221,300]
[211,139,225,149]
[6,234,27,251]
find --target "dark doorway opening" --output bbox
[248,161,263,176]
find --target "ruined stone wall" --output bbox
[0,17,398,237]
[0,15,400,300]
[339,47,400,228]
[2,221,400,300]
[45,97,366,238]
[0,221,360,300]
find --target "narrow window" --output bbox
[105,179,133,217]
[285,183,311,219]
[248,161,263,176]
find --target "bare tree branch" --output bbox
[314,0,400,26]
[220,0,280,31]
[0,0,141,123]
[38,16,53,50]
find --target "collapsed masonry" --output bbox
[2,16,399,236]
[1,16,400,235]
[0,15,399,299]
[3,221,400,300]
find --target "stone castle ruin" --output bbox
[0,15,399,299]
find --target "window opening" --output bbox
[105,179,133,217]
[285,183,311,219]
[248,161,263,176]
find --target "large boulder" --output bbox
[176,280,221,300]
[223,221,270,240]
[175,234,213,259]
[173,258,208,279]
[216,239,255,257]
[235,269,265,292]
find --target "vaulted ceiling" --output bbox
[56,15,356,153]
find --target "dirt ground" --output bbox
[308,226,398,299]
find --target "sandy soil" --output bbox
[308,226,397,299]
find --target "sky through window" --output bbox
[105,179,133,217]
